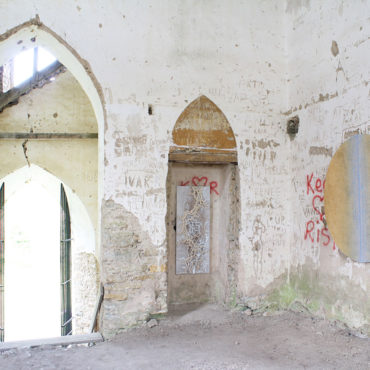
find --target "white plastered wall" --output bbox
[0,1,290,335]
[1,0,368,335]
[284,0,370,331]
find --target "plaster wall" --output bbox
[1,0,368,337]
[281,0,370,333]
[0,1,291,335]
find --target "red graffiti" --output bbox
[306,173,315,195]
[304,173,336,250]
[312,194,324,221]
[210,181,219,195]
[321,227,331,247]
[180,176,219,195]
[307,173,326,195]
[192,176,208,186]
[304,221,332,247]
[304,220,315,242]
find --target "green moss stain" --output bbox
[269,283,297,308]
[263,269,370,336]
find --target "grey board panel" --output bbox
[176,186,210,274]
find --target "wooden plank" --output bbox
[169,151,237,164]
[0,333,104,352]
[89,283,104,333]
[0,133,98,139]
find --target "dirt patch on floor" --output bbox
[0,304,369,369]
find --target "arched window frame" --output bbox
[60,184,72,336]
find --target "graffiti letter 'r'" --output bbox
[304,220,315,242]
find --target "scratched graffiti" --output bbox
[208,79,269,107]
[113,132,148,157]
[242,138,280,164]
[249,215,266,276]
[342,123,369,141]
[304,173,336,250]
[180,176,219,195]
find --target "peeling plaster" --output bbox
[309,146,333,157]
[331,40,339,57]
[1,0,368,336]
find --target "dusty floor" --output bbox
[0,304,369,369]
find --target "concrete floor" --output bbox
[0,304,369,369]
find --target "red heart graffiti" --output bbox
[192,176,208,186]
[312,195,324,221]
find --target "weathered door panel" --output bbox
[176,186,210,274]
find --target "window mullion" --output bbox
[60,184,72,336]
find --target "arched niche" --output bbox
[169,95,238,164]
[167,96,240,307]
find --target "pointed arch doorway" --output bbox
[0,165,96,341]
[4,171,61,341]
[167,96,240,306]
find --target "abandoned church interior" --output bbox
[0,0,369,368]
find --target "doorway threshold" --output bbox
[0,332,104,352]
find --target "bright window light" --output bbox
[13,48,34,87]
[4,47,58,91]
[5,179,60,341]
[37,46,57,72]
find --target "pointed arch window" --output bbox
[1,46,57,93]
[0,46,63,113]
